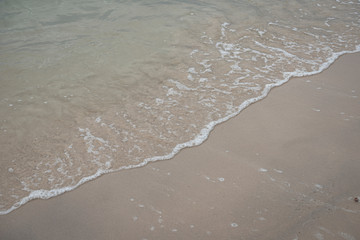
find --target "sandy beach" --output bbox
[1,52,359,240]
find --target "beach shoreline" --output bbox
[1,52,360,239]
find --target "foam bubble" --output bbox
[231,223,238,227]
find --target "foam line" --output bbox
[1,45,359,216]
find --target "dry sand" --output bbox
[1,53,360,240]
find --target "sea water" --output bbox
[0,0,359,214]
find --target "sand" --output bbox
[1,52,360,240]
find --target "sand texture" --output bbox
[0,53,359,240]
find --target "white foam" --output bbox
[187,74,194,81]
[1,31,359,216]
[338,232,356,240]
[231,222,238,227]
[95,116,101,123]
[314,232,324,240]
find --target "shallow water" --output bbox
[0,0,359,214]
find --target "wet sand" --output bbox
[1,52,360,240]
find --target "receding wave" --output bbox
[0,0,359,214]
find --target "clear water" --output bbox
[0,0,359,214]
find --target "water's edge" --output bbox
[1,46,359,216]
